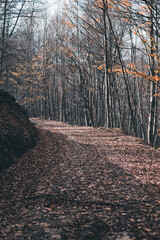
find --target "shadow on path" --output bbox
[0,120,160,239]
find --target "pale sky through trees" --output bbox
[47,0,72,15]
[47,0,62,15]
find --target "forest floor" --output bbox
[0,119,160,240]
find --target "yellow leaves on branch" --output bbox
[94,0,131,9]
[94,0,114,10]
[139,5,150,16]
[128,63,136,70]
[93,62,105,70]
[69,53,74,58]
[157,129,160,136]
[109,64,160,83]
[94,0,105,9]
[154,93,160,98]
[97,64,105,70]
[142,39,148,44]
[37,55,43,59]
[119,0,131,8]
[63,46,74,58]
[61,19,76,29]
[11,71,20,77]
[148,76,160,82]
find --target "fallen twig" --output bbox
[9,193,157,208]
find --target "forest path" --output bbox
[0,119,160,240]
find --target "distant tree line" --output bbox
[0,0,160,147]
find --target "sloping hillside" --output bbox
[0,90,38,171]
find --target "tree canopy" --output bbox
[0,0,160,147]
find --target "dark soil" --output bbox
[0,119,160,239]
[0,90,38,171]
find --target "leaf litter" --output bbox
[0,119,160,239]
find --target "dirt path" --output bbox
[0,119,160,240]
